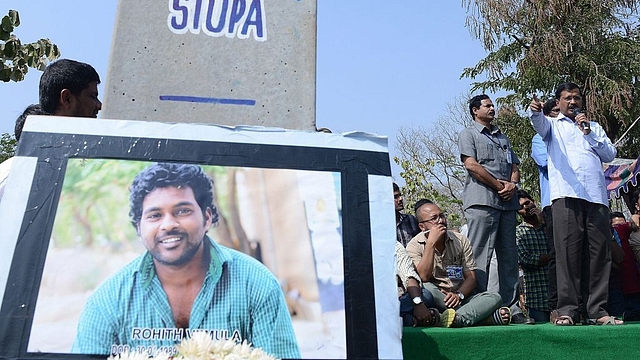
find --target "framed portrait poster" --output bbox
[0,116,400,359]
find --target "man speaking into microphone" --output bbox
[529,83,621,326]
[572,107,590,130]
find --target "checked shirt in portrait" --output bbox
[71,236,300,358]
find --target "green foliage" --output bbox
[52,159,150,248]
[395,94,548,228]
[462,0,640,157]
[0,9,61,157]
[1,9,60,82]
[394,94,472,229]
[0,132,16,163]
[52,159,230,250]
[395,155,465,229]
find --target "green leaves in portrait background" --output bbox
[52,159,231,250]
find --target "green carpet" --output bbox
[402,322,640,360]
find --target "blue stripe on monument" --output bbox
[159,95,256,106]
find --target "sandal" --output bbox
[554,315,574,326]
[591,316,624,326]
[429,308,456,328]
[491,306,511,325]
[550,309,558,324]
[427,308,440,327]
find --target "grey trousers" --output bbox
[487,253,523,315]
[464,205,519,307]
[424,282,501,326]
[552,197,611,320]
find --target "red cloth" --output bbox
[613,223,640,295]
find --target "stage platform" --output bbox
[402,321,640,359]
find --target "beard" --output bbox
[522,209,537,221]
[150,231,205,267]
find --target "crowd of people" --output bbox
[395,83,640,327]
[2,59,637,342]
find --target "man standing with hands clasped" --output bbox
[529,83,622,326]
[458,95,524,323]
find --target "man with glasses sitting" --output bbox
[405,201,511,327]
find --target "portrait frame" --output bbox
[0,116,400,359]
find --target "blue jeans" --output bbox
[399,288,435,326]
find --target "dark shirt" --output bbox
[397,213,420,247]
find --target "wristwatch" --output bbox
[456,292,465,301]
[412,296,423,305]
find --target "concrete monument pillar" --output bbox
[103,0,316,130]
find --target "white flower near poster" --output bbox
[107,332,278,360]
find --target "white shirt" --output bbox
[529,110,616,206]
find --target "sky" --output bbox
[0,1,493,181]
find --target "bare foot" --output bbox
[479,306,511,326]
[499,307,511,324]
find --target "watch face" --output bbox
[412,297,422,305]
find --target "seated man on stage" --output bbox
[72,163,300,358]
[406,200,511,327]
[396,241,455,327]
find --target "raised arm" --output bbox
[413,230,439,283]
[529,93,551,139]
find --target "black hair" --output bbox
[38,59,101,114]
[468,94,490,118]
[554,83,582,100]
[14,104,44,140]
[413,198,433,214]
[610,211,625,220]
[129,163,219,229]
[543,99,557,116]
[516,189,533,201]
[393,182,400,192]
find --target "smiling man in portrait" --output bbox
[71,162,300,358]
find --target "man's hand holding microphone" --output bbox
[530,93,590,135]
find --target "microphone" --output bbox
[573,108,589,130]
